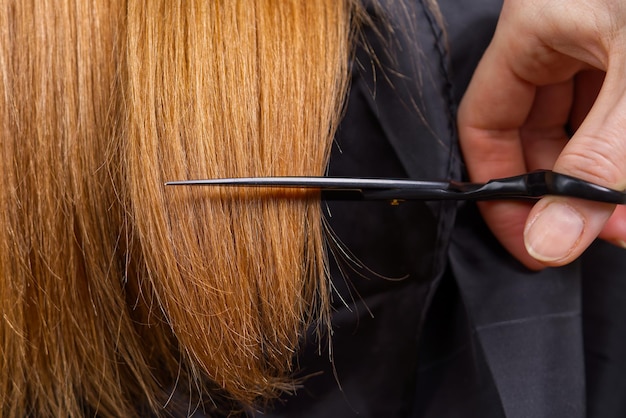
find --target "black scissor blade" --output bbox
[165,176,454,201]
[164,170,626,203]
[165,176,449,190]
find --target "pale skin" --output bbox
[458,0,626,270]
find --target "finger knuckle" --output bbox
[559,133,626,187]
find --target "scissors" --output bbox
[165,170,626,204]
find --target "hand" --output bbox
[458,0,626,269]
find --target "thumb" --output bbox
[524,63,626,265]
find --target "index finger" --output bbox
[458,36,541,268]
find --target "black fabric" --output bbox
[260,0,626,417]
[582,241,626,418]
[412,267,506,418]
[449,203,585,418]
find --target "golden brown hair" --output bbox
[1,0,354,415]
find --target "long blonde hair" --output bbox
[1,0,354,415]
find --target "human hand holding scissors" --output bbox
[459,0,626,268]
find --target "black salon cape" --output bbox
[263,1,626,417]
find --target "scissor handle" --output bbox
[459,171,626,203]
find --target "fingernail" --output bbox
[524,202,585,262]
